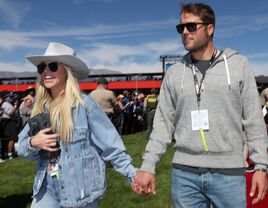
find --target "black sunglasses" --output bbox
[176,22,209,34]
[37,62,59,74]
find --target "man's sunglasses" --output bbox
[37,62,59,74]
[176,22,210,34]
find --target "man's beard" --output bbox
[183,34,210,53]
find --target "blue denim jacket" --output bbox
[18,94,136,208]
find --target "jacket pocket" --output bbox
[68,127,90,159]
[60,147,105,203]
[206,118,235,153]
[83,148,105,192]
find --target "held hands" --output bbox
[250,171,268,205]
[131,171,156,195]
[30,127,60,152]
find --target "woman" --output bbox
[19,94,34,127]
[18,42,136,208]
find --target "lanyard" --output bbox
[191,48,217,109]
[192,66,206,109]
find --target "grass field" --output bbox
[0,132,174,208]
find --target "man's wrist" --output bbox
[254,168,268,174]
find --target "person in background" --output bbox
[19,94,34,127]
[144,88,158,136]
[132,2,268,207]
[18,42,136,208]
[0,96,5,163]
[19,93,34,111]
[0,93,19,159]
[90,77,123,134]
[90,77,117,117]
[260,87,268,107]
[121,90,134,135]
[113,94,125,135]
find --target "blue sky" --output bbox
[0,0,268,75]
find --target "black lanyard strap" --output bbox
[191,48,217,109]
[192,66,206,109]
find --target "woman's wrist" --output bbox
[29,136,34,147]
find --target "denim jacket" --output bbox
[18,94,136,208]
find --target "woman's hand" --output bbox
[30,127,60,152]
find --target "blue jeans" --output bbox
[172,168,246,208]
[31,171,99,208]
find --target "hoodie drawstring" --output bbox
[181,63,186,92]
[223,54,231,90]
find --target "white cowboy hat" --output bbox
[26,42,89,78]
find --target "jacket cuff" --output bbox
[254,164,267,170]
[27,137,40,152]
[139,160,156,174]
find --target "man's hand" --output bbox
[131,171,156,195]
[250,171,268,205]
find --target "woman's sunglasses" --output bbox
[176,22,209,34]
[37,62,59,74]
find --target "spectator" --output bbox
[0,96,5,162]
[0,93,19,159]
[144,88,159,136]
[19,94,34,127]
[122,90,134,135]
[260,87,268,107]
[90,77,117,117]
[115,94,125,135]
[132,92,145,132]
[90,77,123,134]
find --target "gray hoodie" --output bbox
[140,48,268,174]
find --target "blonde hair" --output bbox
[31,65,85,143]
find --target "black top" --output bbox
[192,59,211,75]
[173,163,245,176]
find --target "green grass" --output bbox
[0,131,174,208]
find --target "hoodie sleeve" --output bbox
[241,58,268,169]
[140,71,176,174]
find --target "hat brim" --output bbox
[26,55,89,78]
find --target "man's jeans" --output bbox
[172,168,246,208]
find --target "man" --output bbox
[90,77,117,116]
[144,88,158,136]
[90,77,122,134]
[132,3,268,207]
[0,93,19,160]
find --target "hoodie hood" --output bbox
[182,48,239,65]
[179,48,239,91]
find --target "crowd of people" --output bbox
[0,83,158,163]
[90,78,159,136]
[0,90,35,162]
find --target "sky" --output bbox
[0,0,268,76]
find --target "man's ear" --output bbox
[207,24,214,38]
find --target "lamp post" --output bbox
[159,55,183,79]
